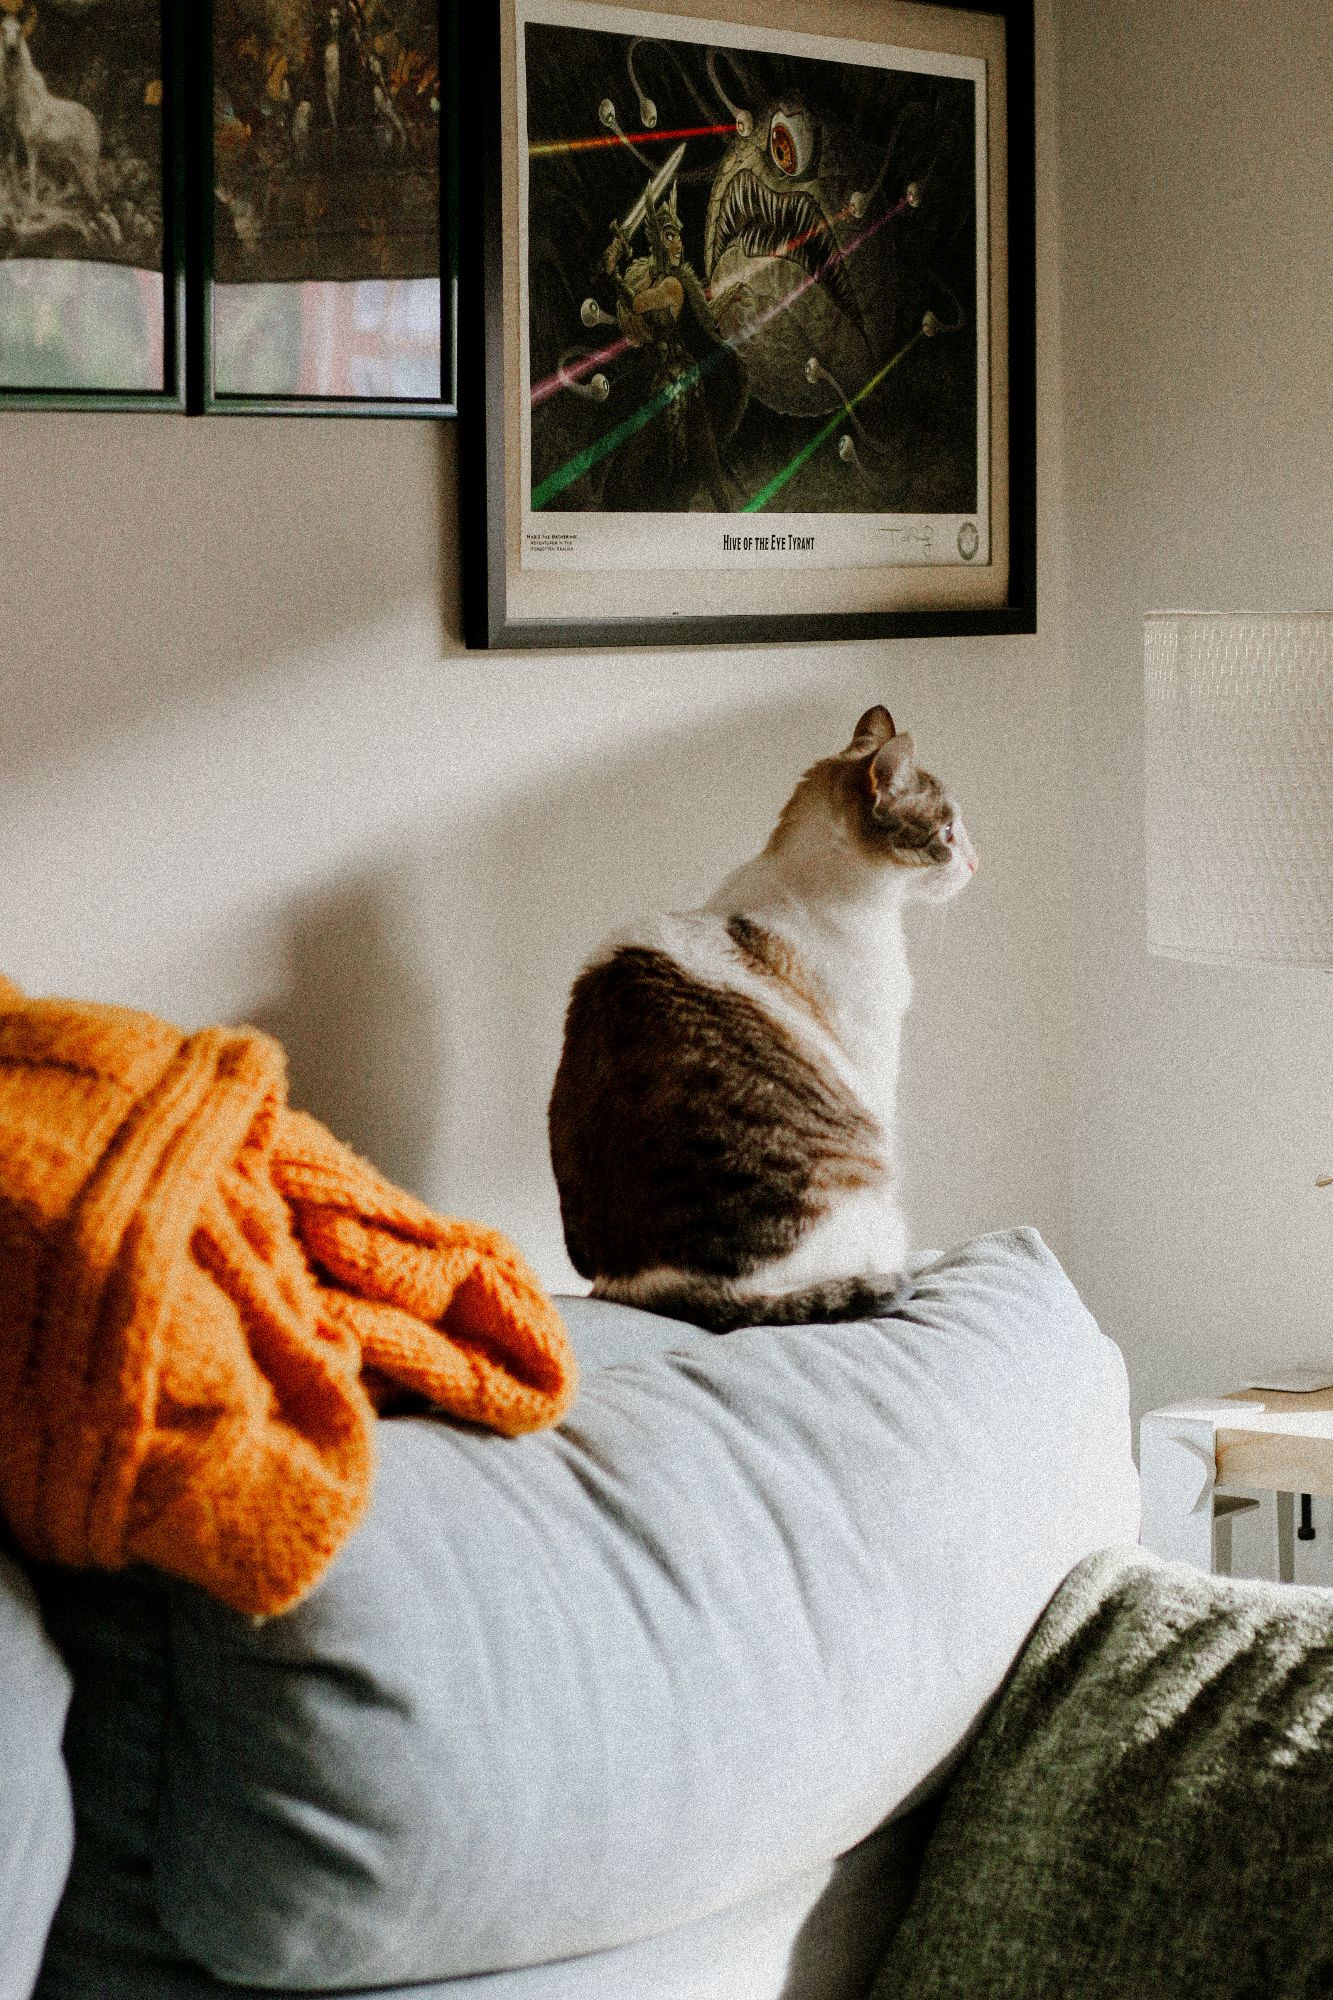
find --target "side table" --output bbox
[1140,1387,1333,1578]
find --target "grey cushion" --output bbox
[0,1549,74,2000]
[37,1807,930,2000]
[135,1227,1136,1989]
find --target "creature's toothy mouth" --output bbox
[709,170,859,325]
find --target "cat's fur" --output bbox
[548,707,977,1331]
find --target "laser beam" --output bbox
[530,359,714,510]
[708,191,910,353]
[530,190,917,508]
[529,121,735,159]
[742,330,924,513]
[531,336,632,408]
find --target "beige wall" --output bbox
[15,0,1329,1417]
[0,8,1071,1314]
[0,0,1070,1296]
[1058,0,1333,1575]
[4,0,1330,1570]
[0,421,1070,1295]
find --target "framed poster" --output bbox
[460,0,1034,648]
[0,0,185,409]
[195,1,454,415]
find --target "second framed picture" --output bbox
[195,1,454,415]
[461,0,1035,648]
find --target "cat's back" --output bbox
[554,903,836,1096]
[548,909,880,1284]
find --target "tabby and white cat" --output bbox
[548,707,977,1331]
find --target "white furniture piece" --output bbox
[1141,614,1333,1569]
[1140,1387,1333,1577]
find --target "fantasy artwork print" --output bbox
[519,0,987,581]
[210,0,448,407]
[0,0,171,397]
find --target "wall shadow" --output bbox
[249,869,446,1198]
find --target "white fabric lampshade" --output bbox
[1144,611,1333,967]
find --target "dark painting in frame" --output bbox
[460,0,1035,649]
[0,0,186,411]
[192,0,455,416]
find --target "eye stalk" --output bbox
[768,107,814,179]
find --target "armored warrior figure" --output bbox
[599,181,746,512]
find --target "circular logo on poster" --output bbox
[957,522,980,561]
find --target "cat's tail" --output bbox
[595,1272,907,1334]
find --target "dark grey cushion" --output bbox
[0,1549,74,2000]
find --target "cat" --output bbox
[548,706,978,1331]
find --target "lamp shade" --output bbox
[1144,611,1333,967]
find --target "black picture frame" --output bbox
[460,0,1035,650]
[189,2,456,418]
[0,1,187,413]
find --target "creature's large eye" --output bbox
[768,108,814,178]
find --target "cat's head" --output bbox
[773,706,977,901]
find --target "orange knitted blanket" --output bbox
[0,977,576,1617]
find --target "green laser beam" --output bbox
[530,350,723,511]
[531,190,915,512]
[743,332,923,513]
[533,328,926,515]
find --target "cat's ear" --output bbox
[848,706,896,752]
[867,733,916,812]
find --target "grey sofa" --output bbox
[6,1229,1139,2000]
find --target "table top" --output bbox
[1218,1386,1333,1498]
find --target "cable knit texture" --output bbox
[0,977,576,1617]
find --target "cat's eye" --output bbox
[940,824,955,845]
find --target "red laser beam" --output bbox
[529,121,736,158]
[708,191,910,347]
[530,191,914,481]
[531,334,633,408]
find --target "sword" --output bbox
[611,143,686,250]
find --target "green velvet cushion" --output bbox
[871,1547,1333,2000]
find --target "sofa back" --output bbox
[31,1231,1138,1997]
[0,1549,73,2000]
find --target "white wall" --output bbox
[1057,0,1333,1575]
[6,0,1331,1574]
[0,414,1070,1296]
[0,9,1070,1300]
